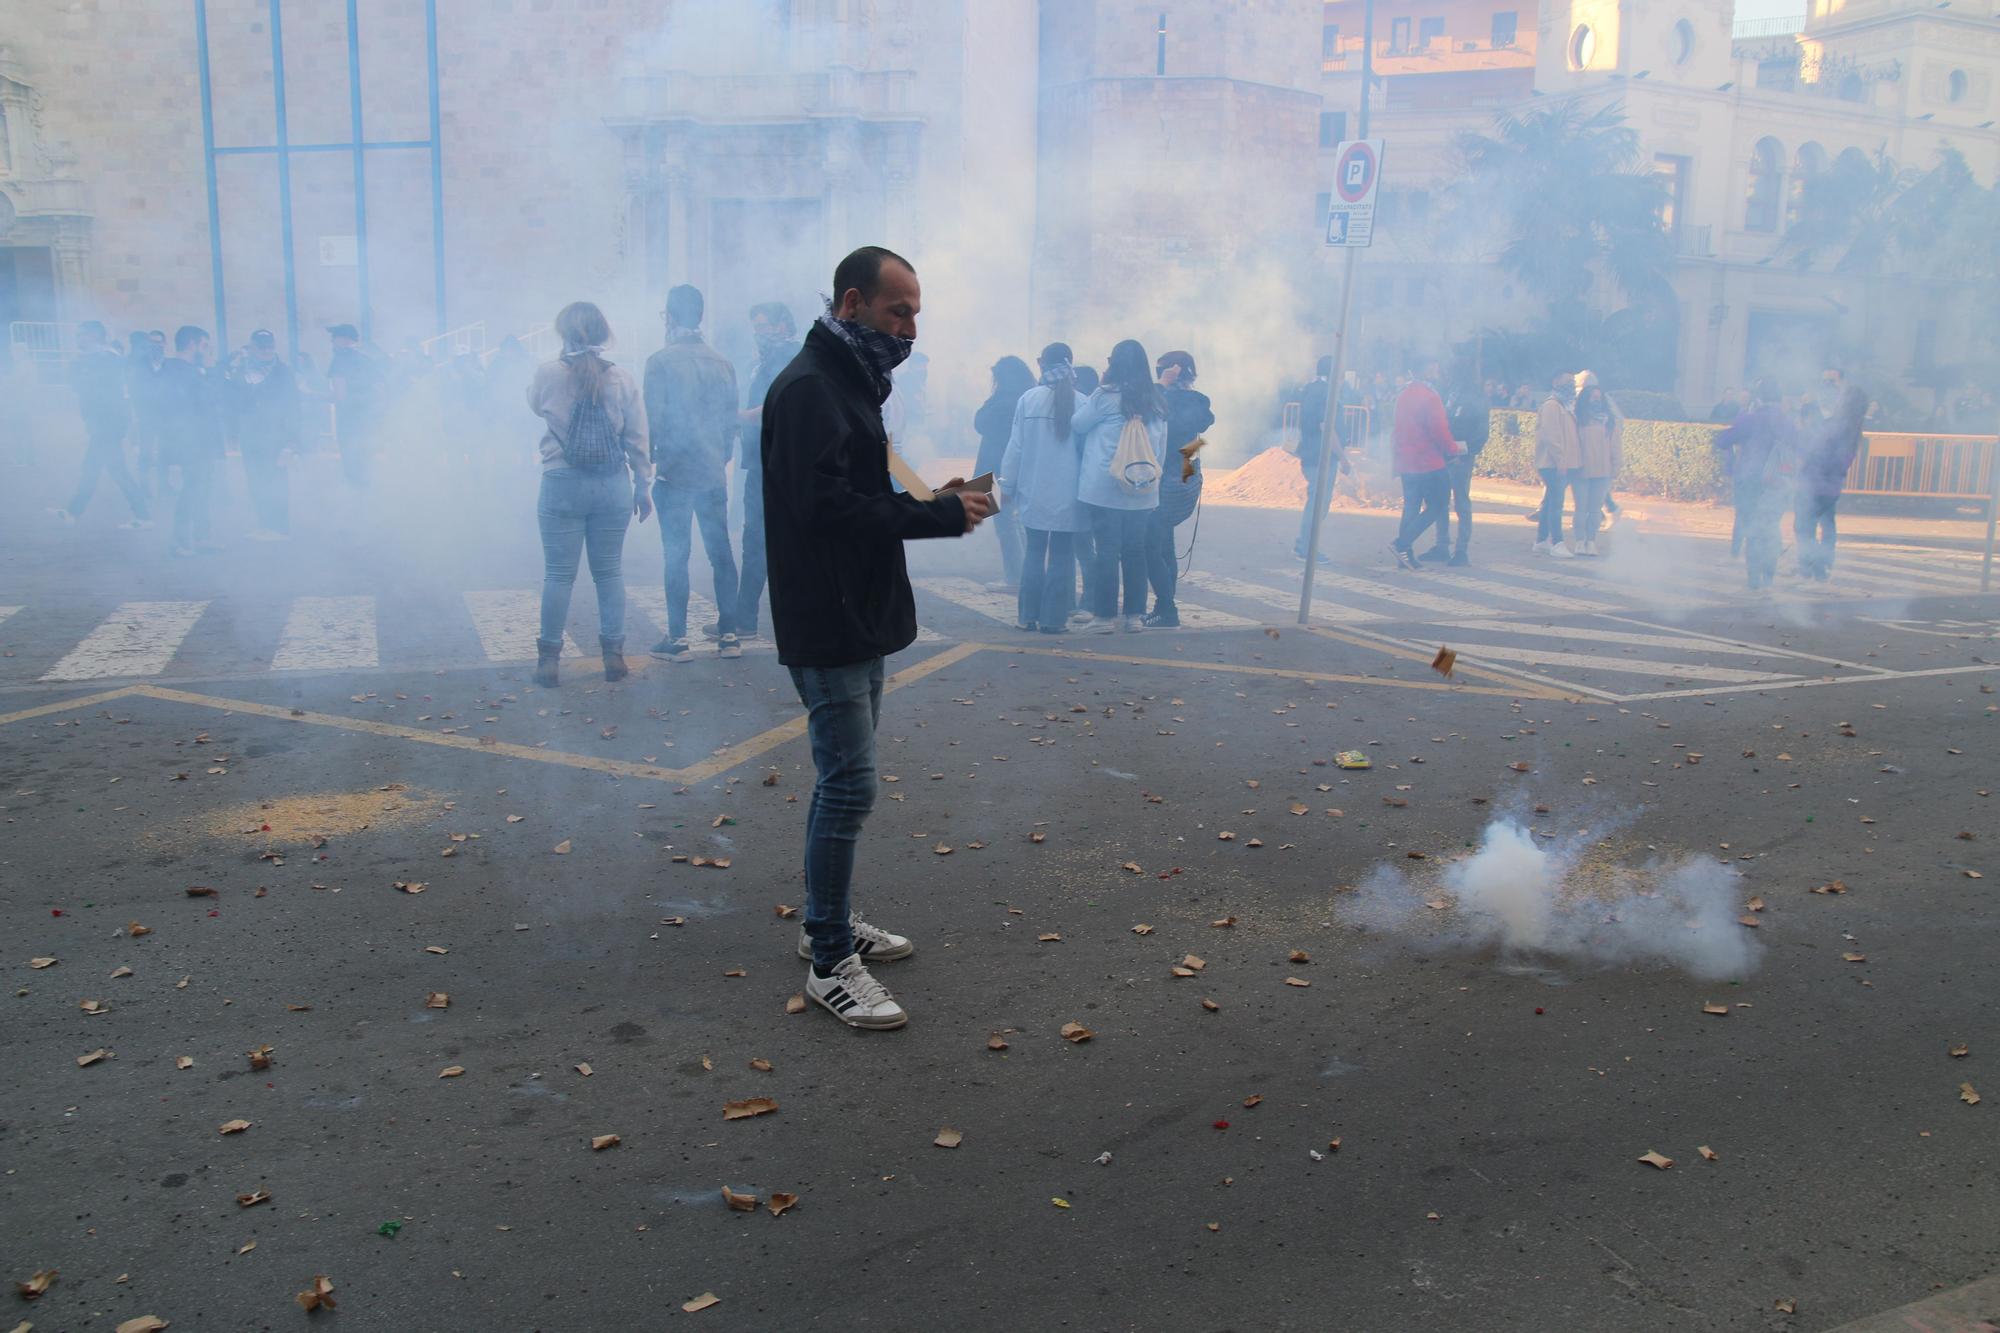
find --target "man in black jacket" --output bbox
[1424,368,1490,567]
[228,329,301,540]
[51,321,152,528]
[763,245,994,1030]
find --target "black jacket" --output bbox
[761,322,964,668]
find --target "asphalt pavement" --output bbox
[3,449,1998,1332]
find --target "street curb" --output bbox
[1818,1274,2000,1332]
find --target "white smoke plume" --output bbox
[1341,816,1762,981]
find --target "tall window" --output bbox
[1745,137,1784,233]
[1319,110,1348,147]
[1418,17,1446,50]
[1491,11,1518,47]
[1322,23,1341,62]
[1787,142,1825,230]
[1390,17,1411,52]
[1653,153,1690,241]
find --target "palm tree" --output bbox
[1449,101,1674,314]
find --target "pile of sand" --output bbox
[1204,446,1311,507]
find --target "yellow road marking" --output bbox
[0,686,144,727]
[667,641,985,785]
[1297,624,1575,699]
[988,643,1559,699]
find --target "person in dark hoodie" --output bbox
[763,245,994,1030]
[972,354,1035,590]
[227,329,301,540]
[156,325,224,558]
[1712,377,1796,592]
[1145,350,1213,626]
[1423,370,1489,567]
[1794,382,1866,582]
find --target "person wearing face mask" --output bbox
[1533,371,1582,558]
[762,246,995,1031]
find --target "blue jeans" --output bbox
[538,467,633,643]
[994,505,1024,586]
[1018,527,1075,631]
[1427,454,1473,556]
[655,479,740,640]
[1538,467,1581,544]
[1737,477,1781,588]
[1145,509,1179,616]
[736,461,767,633]
[1087,505,1149,619]
[1393,470,1448,552]
[790,658,885,970]
[1574,476,1610,546]
[1295,454,1336,552]
[1796,491,1839,579]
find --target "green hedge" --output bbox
[1478,410,1729,502]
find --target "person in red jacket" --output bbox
[1386,359,1463,571]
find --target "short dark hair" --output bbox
[1156,350,1196,383]
[1754,376,1781,404]
[174,325,209,352]
[748,301,794,334]
[1315,355,1333,377]
[666,284,704,329]
[832,246,914,305]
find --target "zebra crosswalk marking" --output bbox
[1443,640,1794,684]
[0,607,20,630]
[271,595,380,671]
[1831,554,1979,592]
[1278,568,1497,621]
[462,590,583,661]
[1448,619,1784,658]
[1478,561,1716,610]
[1181,571,1387,624]
[41,601,209,681]
[1425,572,1620,614]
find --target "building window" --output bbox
[1745,136,1784,233]
[1418,17,1445,50]
[1653,153,1690,240]
[1390,17,1411,52]
[1322,23,1341,62]
[1568,24,1596,70]
[1670,19,1694,65]
[1319,110,1348,147]
[1491,11,1517,48]
[1948,68,1968,102]
[1787,142,1824,230]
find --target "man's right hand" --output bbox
[957,491,996,533]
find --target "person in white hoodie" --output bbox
[998,342,1089,633]
[1071,339,1168,633]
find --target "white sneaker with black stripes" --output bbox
[796,912,914,962]
[806,954,907,1030]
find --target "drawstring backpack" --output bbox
[558,354,623,471]
[1109,414,1160,495]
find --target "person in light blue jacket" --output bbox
[1072,339,1167,633]
[998,342,1089,633]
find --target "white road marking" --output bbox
[1828,554,1981,592]
[1427,572,1620,614]
[1619,660,2000,702]
[1478,560,1715,610]
[918,576,1257,630]
[41,601,208,681]
[1443,640,1795,684]
[1182,571,1387,624]
[1449,619,1781,658]
[462,590,582,661]
[271,595,379,671]
[1279,568,1497,620]
[0,607,20,629]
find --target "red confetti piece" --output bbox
[1213,1120,1230,1130]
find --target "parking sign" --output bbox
[1325,139,1383,248]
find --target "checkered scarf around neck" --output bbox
[818,301,913,405]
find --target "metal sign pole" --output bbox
[1982,438,1997,593]
[1298,246,1358,623]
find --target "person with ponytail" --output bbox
[997,343,1089,632]
[526,301,653,687]
[1071,339,1168,633]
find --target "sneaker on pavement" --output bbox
[650,638,693,663]
[1446,553,1470,567]
[701,622,722,641]
[805,954,907,1030]
[1548,541,1576,559]
[1067,610,1093,626]
[796,912,914,963]
[718,633,743,659]
[1121,615,1146,632]
[1086,616,1117,635]
[1387,542,1419,572]
[1532,539,1550,554]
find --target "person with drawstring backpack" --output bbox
[1071,339,1168,634]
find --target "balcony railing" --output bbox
[1732,15,1806,38]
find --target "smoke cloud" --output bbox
[1341,815,1762,981]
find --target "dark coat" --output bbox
[229,358,302,450]
[761,322,965,669]
[1158,385,1214,525]
[154,358,223,463]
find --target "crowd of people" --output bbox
[44,317,536,557]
